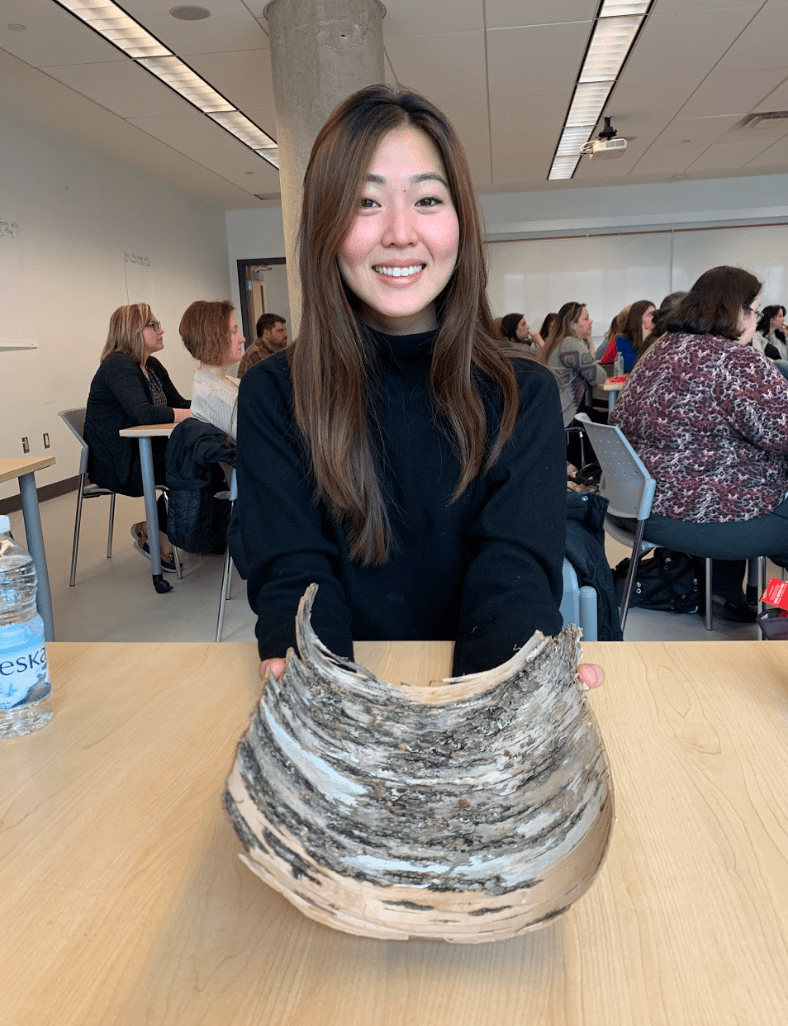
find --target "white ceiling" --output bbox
[1,0,787,210]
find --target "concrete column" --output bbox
[265,0,385,334]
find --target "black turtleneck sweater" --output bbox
[235,328,566,676]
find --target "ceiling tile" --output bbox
[487,21,592,90]
[485,0,597,29]
[187,48,275,112]
[0,0,123,67]
[679,68,786,118]
[688,137,776,171]
[717,2,788,71]
[44,59,196,119]
[121,0,268,56]
[380,0,482,36]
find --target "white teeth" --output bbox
[373,265,424,278]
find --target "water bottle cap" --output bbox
[0,515,10,533]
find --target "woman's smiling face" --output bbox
[337,126,460,335]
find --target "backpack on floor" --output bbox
[612,548,700,613]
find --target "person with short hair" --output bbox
[234,84,603,689]
[179,299,244,439]
[84,303,191,572]
[611,265,788,622]
[237,313,288,378]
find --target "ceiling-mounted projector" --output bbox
[581,116,627,158]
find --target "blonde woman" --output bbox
[84,303,190,572]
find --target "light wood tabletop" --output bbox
[0,454,56,484]
[118,423,176,439]
[1,639,787,1025]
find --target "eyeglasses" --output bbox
[742,305,759,318]
[146,321,162,331]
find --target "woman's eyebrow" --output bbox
[365,171,449,187]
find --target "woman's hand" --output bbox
[259,657,286,682]
[578,663,604,690]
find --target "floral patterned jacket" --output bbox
[610,332,788,522]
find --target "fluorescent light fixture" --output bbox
[256,148,280,169]
[566,82,615,128]
[208,111,277,150]
[139,56,233,112]
[51,0,279,173]
[598,0,650,15]
[580,17,642,82]
[549,156,582,180]
[549,3,653,180]
[55,0,169,58]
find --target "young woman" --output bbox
[540,302,605,427]
[179,299,244,439]
[499,312,544,352]
[84,303,190,572]
[611,266,788,621]
[613,299,655,369]
[752,304,787,360]
[235,85,602,687]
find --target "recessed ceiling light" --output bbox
[169,6,211,20]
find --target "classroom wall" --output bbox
[0,105,231,500]
[224,172,788,341]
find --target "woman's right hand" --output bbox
[173,408,192,423]
[260,658,286,682]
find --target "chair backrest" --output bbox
[575,413,656,522]
[58,408,89,476]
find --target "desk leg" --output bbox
[18,472,55,641]
[608,390,617,414]
[137,437,172,594]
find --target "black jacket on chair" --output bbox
[565,491,623,641]
[165,419,236,554]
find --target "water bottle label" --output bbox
[0,615,50,709]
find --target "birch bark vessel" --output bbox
[224,585,614,943]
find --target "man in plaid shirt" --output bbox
[237,313,288,378]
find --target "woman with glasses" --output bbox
[84,303,191,573]
[611,265,788,622]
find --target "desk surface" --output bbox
[1,640,787,1025]
[0,455,56,484]
[119,423,176,439]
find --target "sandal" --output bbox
[133,537,178,574]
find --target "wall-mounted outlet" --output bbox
[43,433,50,448]
[21,436,29,454]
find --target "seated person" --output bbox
[612,300,655,371]
[499,312,544,352]
[540,302,606,427]
[179,300,244,440]
[84,303,191,573]
[611,266,788,622]
[752,304,787,360]
[237,313,288,378]
[234,83,602,689]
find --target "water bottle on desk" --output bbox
[613,350,625,377]
[0,515,52,737]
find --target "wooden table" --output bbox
[1,639,787,1025]
[0,455,56,640]
[118,423,175,591]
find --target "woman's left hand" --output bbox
[578,663,604,690]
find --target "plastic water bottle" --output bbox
[0,515,52,737]
[613,350,625,377]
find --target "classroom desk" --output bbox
[118,423,175,592]
[1,638,787,1025]
[0,455,56,640]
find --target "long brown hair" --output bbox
[620,299,654,356]
[540,301,586,364]
[290,84,519,565]
[100,303,153,364]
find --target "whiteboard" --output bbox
[0,217,37,350]
[487,223,788,340]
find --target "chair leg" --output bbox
[619,519,648,631]
[705,558,713,631]
[107,492,116,558]
[216,545,233,642]
[69,475,87,587]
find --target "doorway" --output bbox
[236,258,290,351]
